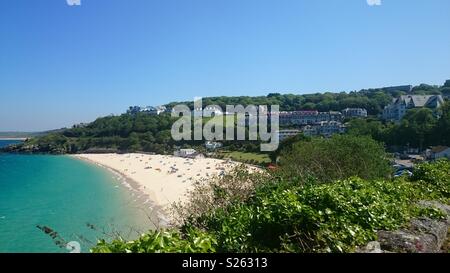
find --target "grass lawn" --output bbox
[219,151,272,165]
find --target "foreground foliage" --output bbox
[92,159,450,253]
[93,229,217,253]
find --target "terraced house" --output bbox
[278,110,343,126]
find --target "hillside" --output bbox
[2,82,449,155]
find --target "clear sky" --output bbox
[1,0,449,131]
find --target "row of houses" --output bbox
[127,105,167,115]
[275,108,367,126]
[278,121,347,141]
[128,105,232,117]
[274,108,365,140]
[193,106,231,117]
[277,110,342,126]
[127,103,369,120]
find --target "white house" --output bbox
[382,95,444,122]
[151,106,167,115]
[127,105,167,115]
[203,105,223,117]
[193,106,224,117]
[342,108,368,118]
[302,121,346,137]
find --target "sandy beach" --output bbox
[73,153,246,210]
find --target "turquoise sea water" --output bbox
[0,140,153,253]
[0,139,22,147]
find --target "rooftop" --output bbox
[394,95,443,108]
[431,146,450,153]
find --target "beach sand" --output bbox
[73,153,245,211]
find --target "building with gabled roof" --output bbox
[382,95,444,122]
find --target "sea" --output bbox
[0,140,154,253]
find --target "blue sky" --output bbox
[1,0,449,131]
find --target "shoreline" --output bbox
[72,155,170,226]
[71,153,247,225]
[0,138,27,141]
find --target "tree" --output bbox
[397,108,437,150]
[277,135,392,183]
[269,133,309,162]
[441,87,450,97]
[347,118,384,140]
[434,102,450,146]
[302,102,316,110]
[411,84,440,95]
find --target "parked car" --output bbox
[394,169,413,178]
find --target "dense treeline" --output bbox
[11,113,176,154]
[167,91,393,115]
[166,83,449,115]
[348,101,450,150]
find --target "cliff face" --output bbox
[357,201,450,253]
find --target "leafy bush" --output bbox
[192,177,416,253]
[277,135,392,183]
[92,229,217,253]
[171,165,270,227]
[92,157,449,253]
[413,206,447,221]
[410,159,450,200]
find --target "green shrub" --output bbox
[196,177,415,253]
[92,228,217,253]
[410,159,450,200]
[92,159,449,253]
[277,135,392,184]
